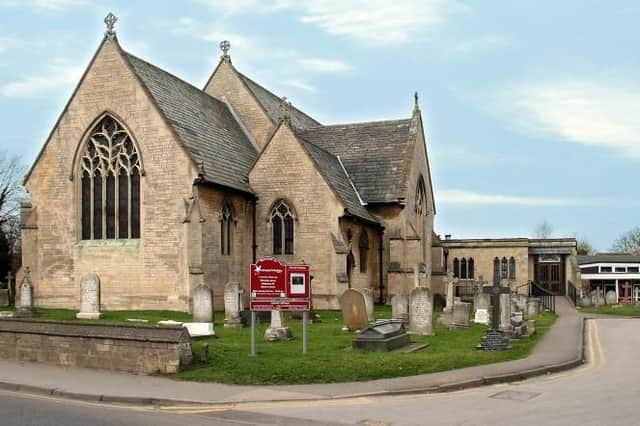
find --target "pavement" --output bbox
[0,297,583,407]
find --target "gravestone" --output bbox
[474,308,490,325]
[475,288,490,311]
[0,289,8,307]
[264,310,292,341]
[592,287,605,307]
[409,287,433,335]
[605,290,617,305]
[184,285,215,337]
[16,268,34,317]
[451,301,472,329]
[391,294,409,323]
[526,297,541,318]
[526,319,536,337]
[341,289,369,331]
[224,282,244,328]
[361,288,375,322]
[580,295,592,307]
[500,293,512,335]
[513,294,528,312]
[511,311,525,338]
[76,273,102,320]
[477,278,511,351]
[443,271,455,313]
[352,320,410,352]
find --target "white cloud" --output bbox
[1,60,83,97]
[438,189,587,207]
[284,79,316,92]
[298,57,352,73]
[0,0,86,10]
[498,79,640,158]
[450,34,509,55]
[198,0,466,44]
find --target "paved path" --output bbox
[0,298,581,405]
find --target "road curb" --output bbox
[0,315,588,408]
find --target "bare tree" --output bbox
[612,227,640,255]
[0,151,25,228]
[534,220,553,239]
[576,238,595,256]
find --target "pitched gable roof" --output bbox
[124,53,258,194]
[237,72,321,130]
[297,119,413,203]
[296,137,379,224]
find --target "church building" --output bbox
[19,16,435,311]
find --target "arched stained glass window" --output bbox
[460,258,468,279]
[415,177,426,217]
[271,200,294,255]
[501,257,509,279]
[359,230,369,273]
[493,257,501,284]
[468,258,475,279]
[453,258,460,278]
[80,115,140,240]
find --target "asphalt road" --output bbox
[0,319,635,426]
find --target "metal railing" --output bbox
[529,281,556,313]
[567,281,578,306]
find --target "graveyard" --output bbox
[0,304,555,384]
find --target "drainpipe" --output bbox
[378,228,384,304]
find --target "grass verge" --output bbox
[579,305,640,317]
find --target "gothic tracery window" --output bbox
[271,200,294,255]
[80,115,140,240]
[509,257,516,279]
[415,177,426,217]
[220,202,233,256]
[359,230,369,273]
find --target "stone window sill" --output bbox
[76,239,141,249]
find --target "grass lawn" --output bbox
[178,306,556,385]
[2,305,556,384]
[579,305,640,317]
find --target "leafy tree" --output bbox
[534,220,553,239]
[576,238,595,256]
[612,227,640,254]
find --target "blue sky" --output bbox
[0,0,638,250]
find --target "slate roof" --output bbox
[125,53,258,194]
[578,254,640,265]
[238,72,321,130]
[297,138,379,224]
[297,119,414,203]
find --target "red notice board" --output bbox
[250,258,311,311]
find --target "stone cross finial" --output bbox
[104,12,118,39]
[413,91,420,112]
[279,96,292,124]
[220,40,231,59]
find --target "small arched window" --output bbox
[501,257,509,279]
[220,202,233,256]
[415,177,426,217]
[493,257,501,284]
[359,230,369,273]
[271,200,294,255]
[453,258,460,278]
[509,257,516,279]
[468,258,475,279]
[460,258,468,279]
[80,115,140,240]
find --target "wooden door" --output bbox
[535,262,563,295]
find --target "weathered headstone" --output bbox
[592,287,605,307]
[605,290,617,305]
[264,310,292,341]
[224,282,244,328]
[184,285,215,337]
[451,301,472,329]
[580,295,592,307]
[391,294,409,323]
[526,297,541,318]
[352,320,410,352]
[341,289,369,331]
[511,311,525,338]
[76,273,102,320]
[409,287,433,335]
[500,293,512,335]
[514,293,528,312]
[526,319,536,337]
[361,288,375,322]
[443,271,455,313]
[16,268,34,317]
[474,308,490,325]
[477,278,511,351]
[475,287,491,311]
[0,289,8,307]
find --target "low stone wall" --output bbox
[0,320,192,374]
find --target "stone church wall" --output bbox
[249,125,346,309]
[338,219,382,300]
[23,40,195,311]
[445,245,530,288]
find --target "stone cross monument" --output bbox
[16,267,34,317]
[477,277,511,351]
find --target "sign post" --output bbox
[250,257,311,355]
[250,311,256,356]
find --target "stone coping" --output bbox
[0,319,189,343]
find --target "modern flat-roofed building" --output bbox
[578,254,640,303]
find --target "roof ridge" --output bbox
[236,70,321,126]
[124,51,229,110]
[305,117,412,130]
